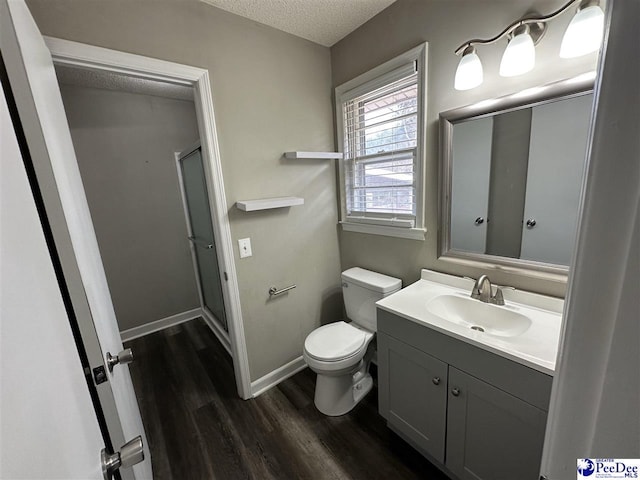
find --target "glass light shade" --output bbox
[500,31,535,77]
[454,50,483,90]
[560,5,605,58]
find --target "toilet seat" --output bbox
[304,322,372,362]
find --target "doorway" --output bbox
[177,144,228,334]
[45,36,252,399]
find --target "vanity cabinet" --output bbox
[377,309,552,480]
[378,334,448,463]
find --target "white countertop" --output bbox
[376,269,564,376]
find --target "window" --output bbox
[336,44,427,240]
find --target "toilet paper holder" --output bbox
[269,284,297,296]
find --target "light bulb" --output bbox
[454,46,483,90]
[560,4,605,58]
[500,26,536,77]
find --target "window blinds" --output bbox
[341,62,419,227]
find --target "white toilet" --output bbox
[303,267,401,416]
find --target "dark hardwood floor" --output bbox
[126,318,449,480]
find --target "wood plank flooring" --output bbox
[126,318,449,480]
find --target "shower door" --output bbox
[178,146,227,331]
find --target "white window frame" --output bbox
[335,43,428,241]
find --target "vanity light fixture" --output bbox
[560,0,605,58]
[499,24,537,77]
[453,0,605,90]
[454,46,483,91]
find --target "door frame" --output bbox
[175,141,231,353]
[45,36,252,399]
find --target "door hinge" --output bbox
[224,271,228,281]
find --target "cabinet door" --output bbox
[378,333,448,463]
[446,367,547,480]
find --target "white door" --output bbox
[0,1,152,478]
[1,69,105,480]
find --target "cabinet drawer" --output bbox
[378,333,448,463]
[378,308,553,410]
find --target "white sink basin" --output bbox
[426,294,532,338]
[376,269,564,375]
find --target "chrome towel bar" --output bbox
[269,284,297,297]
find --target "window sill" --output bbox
[340,221,426,240]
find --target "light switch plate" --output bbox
[238,238,252,258]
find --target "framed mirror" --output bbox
[439,74,595,279]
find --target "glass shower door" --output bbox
[179,147,227,331]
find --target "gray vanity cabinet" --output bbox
[378,333,448,463]
[446,367,547,480]
[377,309,553,480]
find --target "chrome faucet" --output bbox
[471,275,505,305]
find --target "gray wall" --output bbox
[59,84,201,332]
[29,0,342,381]
[486,108,532,258]
[331,0,600,297]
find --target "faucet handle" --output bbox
[490,288,505,306]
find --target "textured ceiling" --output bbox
[200,0,397,47]
[55,65,194,101]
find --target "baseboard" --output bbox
[251,355,308,398]
[201,308,231,355]
[120,308,201,342]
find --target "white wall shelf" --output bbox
[284,151,343,160]
[236,196,304,212]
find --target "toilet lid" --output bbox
[304,322,370,362]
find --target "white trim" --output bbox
[251,356,308,398]
[201,307,231,354]
[335,43,429,239]
[120,308,201,342]
[44,37,253,400]
[341,221,426,240]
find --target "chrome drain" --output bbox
[470,326,485,332]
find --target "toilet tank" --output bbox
[342,267,401,331]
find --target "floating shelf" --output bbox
[236,196,304,212]
[284,151,343,160]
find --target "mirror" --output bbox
[439,75,595,277]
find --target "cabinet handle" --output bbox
[451,387,461,397]
[432,377,441,385]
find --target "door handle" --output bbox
[474,216,484,225]
[188,236,213,249]
[106,348,134,372]
[101,436,144,480]
[526,218,537,228]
